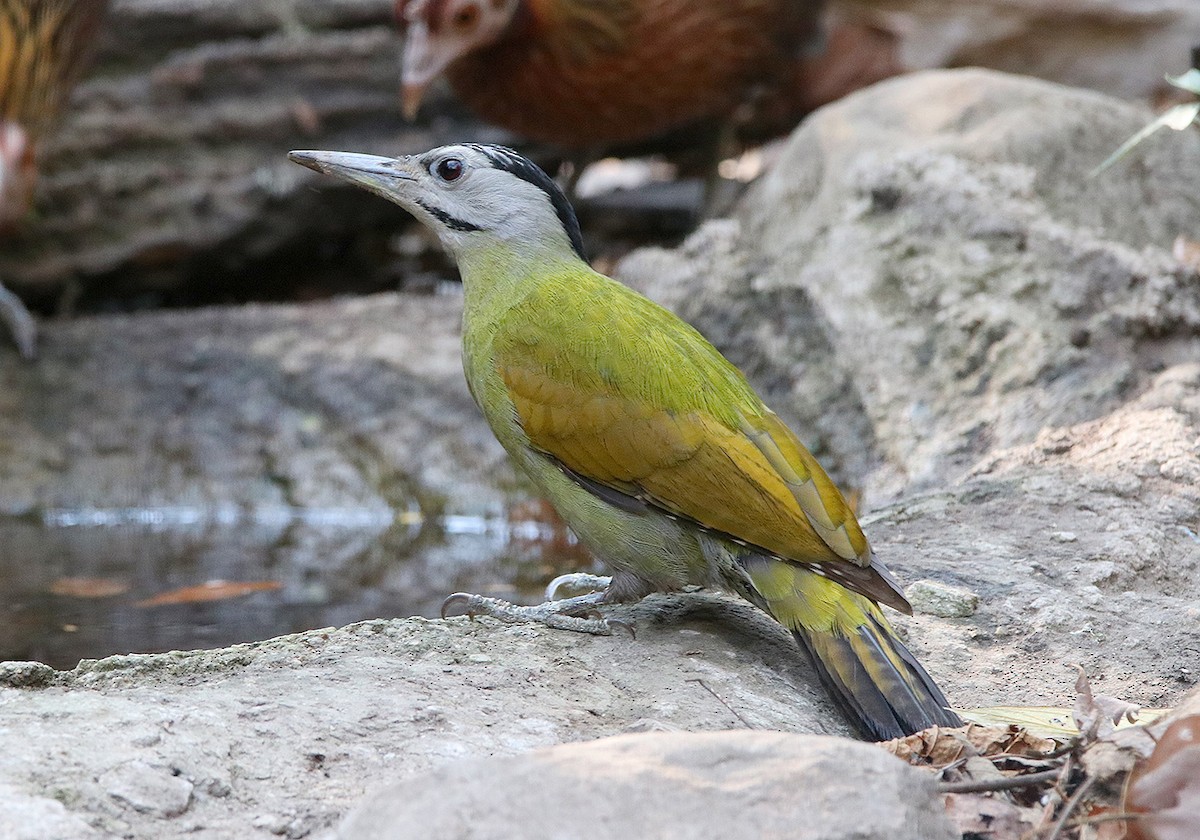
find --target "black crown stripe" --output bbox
[467,144,586,261]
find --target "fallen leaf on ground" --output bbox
[1124,714,1200,840]
[136,580,281,607]
[958,705,1079,738]
[879,723,1056,767]
[880,725,975,766]
[1074,666,1143,741]
[1087,803,1135,840]
[959,705,1170,739]
[944,792,1039,838]
[48,577,130,598]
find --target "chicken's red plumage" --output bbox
[398,0,897,149]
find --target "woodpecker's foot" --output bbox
[440,589,629,636]
[544,572,612,601]
[0,283,36,360]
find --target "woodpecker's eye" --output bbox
[453,3,479,28]
[435,157,465,182]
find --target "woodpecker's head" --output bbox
[396,0,520,119]
[289,143,584,262]
[0,122,36,232]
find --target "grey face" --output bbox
[289,144,585,261]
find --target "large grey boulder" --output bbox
[334,731,959,840]
[838,0,1199,100]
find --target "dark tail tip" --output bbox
[793,615,962,741]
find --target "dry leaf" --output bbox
[959,705,1169,738]
[1087,803,1132,840]
[1074,666,1142,741]
[136,580,281,607]
[1124,715,1200,840]
[48,577,129,598]
[879,723,1056,767]
[944,792,1039,838]
[966,724,1057,758]
[880,725,974,766]
[959,705,1080,737]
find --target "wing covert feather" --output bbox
[493,277,872,571]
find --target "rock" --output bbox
[0,662,56,688]
[0,783,105,840]
[906,579,980,618]
[0,293,493,515]
[837,0,1200,100]
[334,731,958,840]
[100,760,193,818]
[0,603,855,838]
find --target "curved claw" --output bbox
[606,619,636,639]
[545,572,612,601]
[440,592,475,619]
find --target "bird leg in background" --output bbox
[0,281,36,359]
[702,118,744,219]
[553,144,607,204]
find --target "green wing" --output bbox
[493,271,908,610]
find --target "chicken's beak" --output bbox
[399,20,457,122]
[401,81,428,121]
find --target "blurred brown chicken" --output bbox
[395,0,898,150]
[0,0,107,359]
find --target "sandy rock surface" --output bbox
[2,68,1198,837]
[0,596,865,839]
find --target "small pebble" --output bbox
[906,579,980,618]
[101,760,193,818]
[252,813,290,834]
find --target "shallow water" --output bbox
[0,502,594,669]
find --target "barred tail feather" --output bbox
[742,555,961,740]
[791,612,961,740]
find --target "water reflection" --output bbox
[0,501,596,669]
